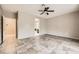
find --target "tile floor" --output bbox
[17,34,79,54]
[1,34,79,54]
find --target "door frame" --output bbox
[16,12,18,39]
[0,14,18,45]
[0,16,3,44]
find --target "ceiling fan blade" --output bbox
[47,10,54,12]
[42,4,45,6]
[40,11,45,15]
[46,7,49,9]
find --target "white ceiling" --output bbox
[1,4,79,19]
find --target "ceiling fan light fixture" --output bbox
[38,4,54,15]
[46,13,49,15]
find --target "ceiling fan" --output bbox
[38,4,54,15]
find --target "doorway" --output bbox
[2,16,17,53]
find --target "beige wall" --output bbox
[18,10,79,39]
[40,18,47,35]
[18,12,47,39]
[18,12,34,39]
[47,11,79,39]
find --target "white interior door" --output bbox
[3,16,17,53]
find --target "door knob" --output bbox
[6,24,8,26]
